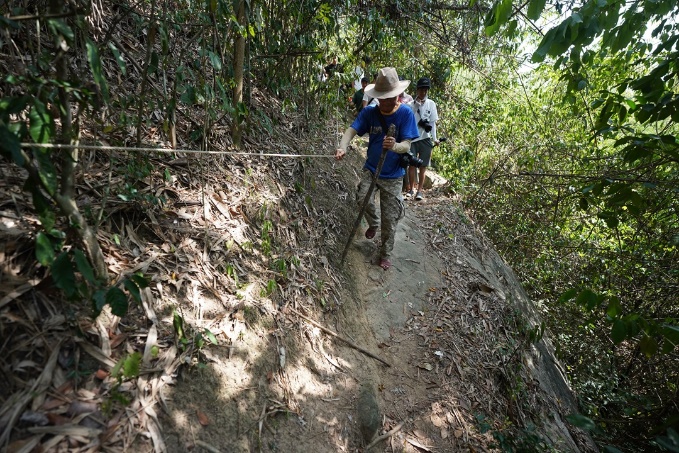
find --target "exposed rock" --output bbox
[357,383,380,444]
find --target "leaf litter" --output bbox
[0,3,595,451]
[1,121,595,452]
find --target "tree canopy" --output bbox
[1,0,677,450]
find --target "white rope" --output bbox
[19,142,335,158]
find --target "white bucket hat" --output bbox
[364,67,410,99]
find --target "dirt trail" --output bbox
[357,210,445,343]
[159,202,451,452]
[159,171,593,452]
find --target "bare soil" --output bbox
[152,154,595,453]
[1,106,594,452]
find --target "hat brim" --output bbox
[364,80,410,99]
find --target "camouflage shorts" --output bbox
[356,169,405,258]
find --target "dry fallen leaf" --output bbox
[441,428,449,439]
[406,437,432,451]
[110,333,127,349]
[40,398,66,411]
[46,413,70,426]
[430,414,444,427]
[412,429,427,439]
[454,429,463,438]
[196,410,209,426]
[68,401,98,416]
[477,283,494,294]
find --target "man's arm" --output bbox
[392,140,411,154]
[334,127,358,160]
[431,101,439,144]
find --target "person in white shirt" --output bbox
[406,77,439,201]
[352,65,364,90]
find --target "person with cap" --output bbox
[406,77,439,201]
[334,67,419,270]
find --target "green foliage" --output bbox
[561,286,679,355]
[172,310,217,351]
[114,155,166,206]
[35,229,147,317]
[73,251,146,317]
[225,263,240,286]
[86,39,110,103]
[261,219,274,256]
[111,352,142,380]
[477,414,557,452]
[273,258,288,277]
[438,1,678,448]
[0,7,124,308]
[485,0,513,37]
[35,232,56,266]
[102,350,143,414]
[260,279,277,297]
[656,428,679,452]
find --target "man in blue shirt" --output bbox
[335,67,419,270]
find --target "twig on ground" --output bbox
[288,308,391,367]
[365,421,405,451]
[195,439,222,453]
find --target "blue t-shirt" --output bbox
[350,104,419,179]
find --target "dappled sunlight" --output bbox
[2,0,638,449]
[159,294,367,451]
[169,410,190,430]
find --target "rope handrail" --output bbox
[20,142,335,159]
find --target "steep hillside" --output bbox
[2,93,596,451]
[0,2,596,451]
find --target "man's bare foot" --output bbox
[379,258,392,270]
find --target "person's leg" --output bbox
[356,169,379,233]
[377,177,405,268]
[414,140,433,199]
[407,166,416,194]
[409,140,425,193]
[417,166,428,192]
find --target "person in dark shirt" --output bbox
[352,77,369,116]
[324,56,338,78]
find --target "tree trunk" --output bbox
[49,0,109,281]
[135,0,158,147]
[231,0,246,148]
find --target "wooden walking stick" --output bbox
[340,123,396,266]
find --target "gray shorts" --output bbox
[410,139,433,167]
